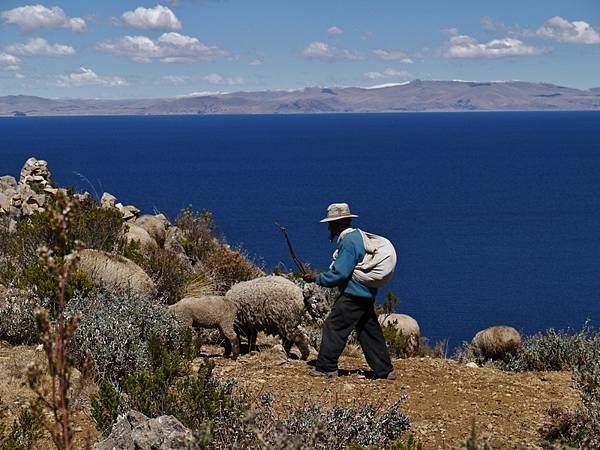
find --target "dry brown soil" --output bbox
[0,341,580,449]
[209,345,580,450]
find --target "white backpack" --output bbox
[352,229,397,288]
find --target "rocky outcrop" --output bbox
[100,191,140,222]
[93,410,196,450]
[19,157,52,188]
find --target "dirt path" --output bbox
[210,348,579,449]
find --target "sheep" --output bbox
[378,313,421,357]
[77,249,156,297]
[123,223,159,254]
[471,326,522,360]
[135,214,170,247]
[226,275,312,360]
[169,295,239,359]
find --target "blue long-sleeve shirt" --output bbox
[315,228,377,299]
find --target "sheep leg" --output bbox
[219,324,240,360]
[288,327,311,361]
[282,338,293,354]
[248,331,257,352]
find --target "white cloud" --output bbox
[536,16,600,44]
[1,4,86,33]
[202,73,244,85]
[6,38,75,57]
[122,5,182,31]
[15,73,25,79]
[327,26,344,35]
[301,41,363,61]
[364,68,411,80]
[52,67,128,87]
[250,58,262,66]
[160,75,190,85]
[96,32,230,63]
[443,34,544,58]
[0,53,21,66]
[373,49,409,61]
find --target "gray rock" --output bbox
[101,192,117,209]
[0,193,9,213]
[116,203,140,221]
[93,410,196,450]
[0,176,17,192]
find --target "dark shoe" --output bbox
[310,368,338,378]
[377,370,396,380]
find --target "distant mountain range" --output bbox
[2,80,600,116]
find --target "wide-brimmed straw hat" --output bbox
[319,203,359,223]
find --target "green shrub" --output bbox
[66,291,186,382]
[176,206,216,263]
[118,235,144,266]
[382,324,408,358]
[91,337,242,436]
[201,243,262,294]
[68,197,123,252]
[141,248,192,305]
[90,381,122,436]
[0,408,43,450]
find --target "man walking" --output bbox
[303,203,395,379]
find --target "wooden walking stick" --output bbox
[275,223,308,275]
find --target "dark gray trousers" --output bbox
[316,294,393,377]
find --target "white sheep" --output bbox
[471,325,522,360]
[77,249,156,297]
[226,275,311,360]
[169,295,239,359]
[378,313,421,357]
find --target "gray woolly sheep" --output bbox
[123,223,158,254]
[378,313,421,357]
[135,214,170,247]
[471,325,522,360]
[77,249,156,297]
[226,275,312,360]
[169,295,239,359]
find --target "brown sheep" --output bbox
[77,249,156,297]
[169,295,239,359]
[471,326,522,360]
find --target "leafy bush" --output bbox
[276,400,411,450]
[539,332,600,448]
[175,205,262,294]
[0,408,43,450]
[201,243,262,294]
[175,206,216,263]
[382,324,409,358]
[66,291,186,382]
[0,288,47,345]
[141,248,192,304]
[90,380,121,436]
[91,337,242,437]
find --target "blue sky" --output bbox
[0,0,599,98]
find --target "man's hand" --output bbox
[303,272,317,283]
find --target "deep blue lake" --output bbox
[1,112,599,348]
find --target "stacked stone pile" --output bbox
[0,158,53,220]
